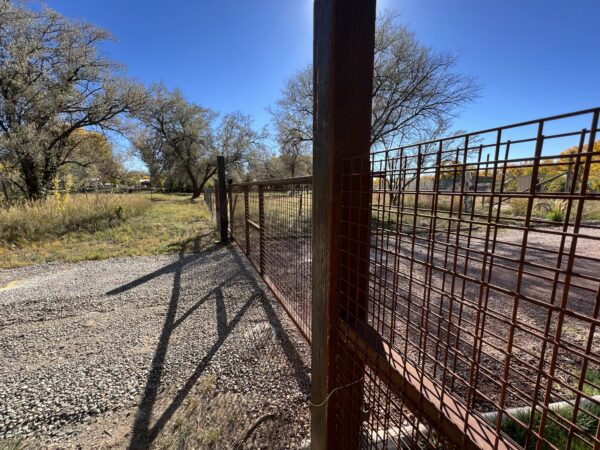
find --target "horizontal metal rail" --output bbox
[229,175,312,188]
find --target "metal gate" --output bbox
[230,107,600,449]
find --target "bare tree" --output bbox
[246,148,312,180]
[0,2,146,200]
[369,12,478,149]
[134,84,263,199]
[268,10,479,194]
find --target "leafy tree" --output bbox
[121,169,150,188]
[0,161,18,205]
[59,130,124,189]
[134,84,263,198]
[554,142,600,193]
[0,1,146,200]
[504,141,600,194]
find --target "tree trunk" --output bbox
[191,178,209,200]
[1,179,10,205]
[20,155,41,201]
[190,168,217,200]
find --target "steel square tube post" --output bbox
[311,0,377,448]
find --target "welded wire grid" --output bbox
[336,108,600,449]
[229,179,312,340]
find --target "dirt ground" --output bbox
[372,224,600,410]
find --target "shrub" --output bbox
[509,198,529,217]
[545,199,567,223]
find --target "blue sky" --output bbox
[42,0,599,153]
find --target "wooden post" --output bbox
[311,1,377,449]
[217,156,228,244]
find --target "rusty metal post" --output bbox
[217,156,228,244]
[312,0,377,448]
[258,184,265,275]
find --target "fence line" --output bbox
[228,107,600,449]
[229,177,312,341]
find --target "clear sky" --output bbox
[42,0,599,140]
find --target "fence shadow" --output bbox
[106,243,309,448]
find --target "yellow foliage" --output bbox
[504,141,600,193]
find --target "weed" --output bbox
[545,199,567,223]
[199,373,217,392]
[582,369,600,397]
[509,198,530,217]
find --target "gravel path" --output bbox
[0,245,311,448]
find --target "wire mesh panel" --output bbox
[229,187,245,251]
[336,108,600,449]
[227,108,600,449]
[229,178,312,340]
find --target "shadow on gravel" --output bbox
[115,242,309,449]
[106,233,214,296]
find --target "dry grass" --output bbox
[150,374,293,450]
[0,193,214,269]
[0,193,151,244]
[0,441,28,450]
[151,375,247,450]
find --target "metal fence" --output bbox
[229,177,312,340]
[203,187,214,215]
[229,108,600,449]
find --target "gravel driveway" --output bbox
[0,245,311,448]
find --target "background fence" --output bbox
[229,177,312,340]
[228,108,600,449]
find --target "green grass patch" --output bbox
[0,193,214,269]
[582,369,600,397]
[498,369,600,449]
[500,402,599,450]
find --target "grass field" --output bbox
[0,193,214,269]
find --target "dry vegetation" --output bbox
[0,193,151,244]
[0,193,213,269]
